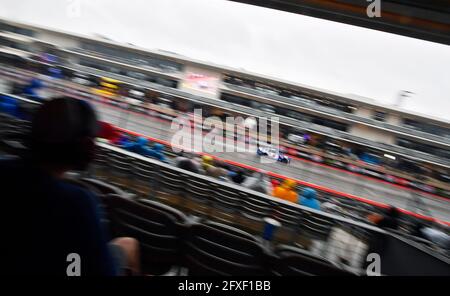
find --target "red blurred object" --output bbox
[97,121,120,143]
[287,148,297,156]
[270,179,280,189]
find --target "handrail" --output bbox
[97,140,385,233]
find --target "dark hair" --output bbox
[385,206,400,218]
[177,159,199,174]
[29,97,98,170]
[231,169,246,184]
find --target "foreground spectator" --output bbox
[0,97,139,275]
[299,187,321,210]
[273,179,298,203]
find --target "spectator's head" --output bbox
[201,155,214,170]
[153,143,164,152]
[177,158,199,174]
[231,169,246,184]
[30,97,98,173]
[175,150,185,158]
[136,136,148,147]
[385,206,400,218]
[301,187,317,200]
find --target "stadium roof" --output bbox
[229,0,450,45]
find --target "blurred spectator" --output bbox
[322,201,343,214]
[299,188,321,210]
[22,78,44,102]
[201,155,214,171]
[412,222,450,249]
[146,143,167,163]
[368,206,400,230]
[175,151,201,174]
[0,95,18,117]
[242,171,268,194]
[122,136,149,154]
[270,179,280,191]
[230,169,246,185]
[0,97,139,275]
[273,179,298,203]
[206,165,228,180]
[48,67,63,79]
[122,137,167,162]
[114,133,132,147]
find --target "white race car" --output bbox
[256,146,290,164]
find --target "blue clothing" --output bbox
[123,137,167,162]
[116,134,131,147]
[145,143,166,162]
[22,79,43,102]
[0,159,117,276]
[299,188,321,210]
[122,136,149,154]
[48,67,63,79]
[0,95,18,117]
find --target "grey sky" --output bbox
[0,0,449,120]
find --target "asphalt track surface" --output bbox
[1,77,449,223]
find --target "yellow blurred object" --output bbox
[282,178,296,189]
[100,82,118,89]
[201,155,214,170]
[101,77,121,84]
[93,77,123,98]
[92,88,115,97]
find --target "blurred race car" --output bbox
[257,146,290,164]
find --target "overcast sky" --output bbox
[0,0,449,121]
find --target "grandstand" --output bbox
[0,92,449,275]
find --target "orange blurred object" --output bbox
[273,179,298,203]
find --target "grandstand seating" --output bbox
[105,194,188,275]
[183,221,271,276]
[272,244,354,275]
[105,193,355,275]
